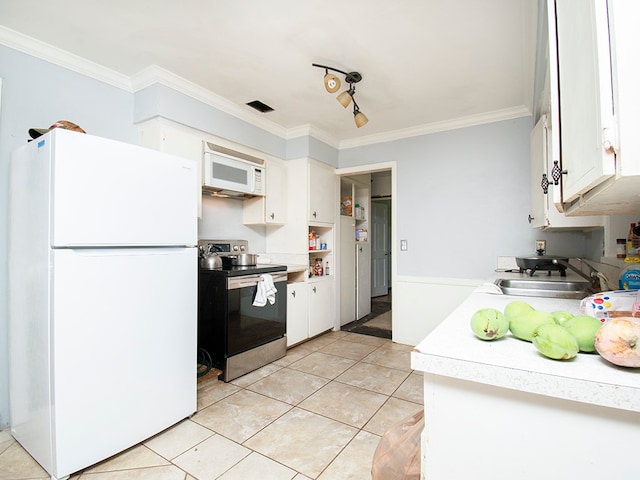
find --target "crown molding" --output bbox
[285,124,340,149]
[130,65,289,138]
[338,106,532,149]
[0,26,132,91]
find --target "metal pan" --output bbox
[516,254,568,271]
[223,253,259,266]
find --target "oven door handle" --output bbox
[227,272,287,289]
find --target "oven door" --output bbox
[227,272,287,356]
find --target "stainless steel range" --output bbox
[197,239,287,382]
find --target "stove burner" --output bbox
[521,266,567,277]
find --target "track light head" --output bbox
[323,72,341,93]
[353,100,368,128]
[354,110,368,128]
[337,88,354,108]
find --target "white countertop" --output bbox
[411,289,640,413]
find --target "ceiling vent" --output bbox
[246,100,274,113]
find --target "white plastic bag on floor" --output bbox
[371,409,423,480]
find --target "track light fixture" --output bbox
[312,63,368,128]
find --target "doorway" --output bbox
[337,168,393,339]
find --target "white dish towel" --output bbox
[253,273,278,307]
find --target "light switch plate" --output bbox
[400,240,408,251]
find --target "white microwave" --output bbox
[202,142,265,198]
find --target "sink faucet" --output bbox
[551,258,607,293]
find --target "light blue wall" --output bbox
[339,118,604,278]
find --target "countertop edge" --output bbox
[411,349,640,413]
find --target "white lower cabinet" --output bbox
[286,278,334,346]
[308,278,335,338]
[286,282,308,347]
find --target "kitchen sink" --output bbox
[494,278,592,299]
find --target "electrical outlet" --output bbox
[497,256,518,270]
[536,240,546,252]
[400,240,408,251]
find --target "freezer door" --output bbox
[45,129,197,246]
[50,247,197,476]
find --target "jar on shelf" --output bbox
[313,258,324,276]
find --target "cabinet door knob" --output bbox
[291,290,296,298]
[541,173,549,194]
[312,211,317,218]
[528,214,534,224]
[270,212,275,219]
[312,286,317,293]
[551,160,567,185]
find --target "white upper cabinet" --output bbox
[529,113,603,230]
[138,117,203,218]
[243,157,287,225]
[552,0,640,215]
[308,160,336,224]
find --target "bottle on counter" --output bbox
[309,230,317,251]
[325,261,330,275]
[627,223,637,256]
[619,259,640,290]
[633,222,640,251]
[617,238,627,259]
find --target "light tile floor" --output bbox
[0,330,423,480]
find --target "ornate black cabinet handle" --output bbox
[551,160,567,185]
[541,173,550,194]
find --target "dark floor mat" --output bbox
[342,298,391,338]
[347,324,392,339]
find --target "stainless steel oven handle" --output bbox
[228,272,287,290]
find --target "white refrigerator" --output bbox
[8,129,198,479]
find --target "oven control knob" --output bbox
[240,245,246,251]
